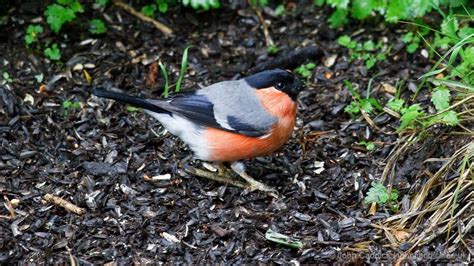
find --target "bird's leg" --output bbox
[184,163,247,188]
[230,162,278,197]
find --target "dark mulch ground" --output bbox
[0,1,471,264]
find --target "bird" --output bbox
[92,69,304,195]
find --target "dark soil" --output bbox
[0,1,471,264]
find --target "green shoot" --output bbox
[175,46,191,93]
[158,61,169,98]
[267,45,279,55]
[63,100,81,116]
[2,72,13,83]
[44,0,84,33]
[359,141,376,151]
[182,0,220,10]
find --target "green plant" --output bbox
[44,43,61,60]
[359,140,375,151]
[344,80,382,116]
[2,72,13,83]
[44,0,84,33]
[275,4,285,16]
[402,31,421,53]
[158,61,169,97]
[89,19,107,34]
[315,0,469,28]
[364,182,398,208]
[126,105,140,112]
[337,35,388,69]
[24,24,43,45]
[295,63,316,78]
[175,46,191,93]
[267,45,279,55]
[182,0,220,10]
[63,100,81,116]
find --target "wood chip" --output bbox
[43,193,86,215]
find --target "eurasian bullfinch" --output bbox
[93,69,304,195]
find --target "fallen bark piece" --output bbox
[44,193,86,215]
[248,45,323,74]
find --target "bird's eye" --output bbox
[276,82,285,90]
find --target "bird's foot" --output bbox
[183,163,247,189]
[184,162,278,198]
[230,162,278,198]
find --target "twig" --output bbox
[249,45,323,74]
[3,196,16,219]
[113,0,173,36]
[44,193,86,215]
[250,3,274,47]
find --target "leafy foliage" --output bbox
[89,19,107,34]
[344,80,381,116]
[44,43,61,60]
[337,35,387,69]
[316,0,469,28]
[295,63,316,78]
[364,182,398,205]
[44,0,83,33]
[25,25,44,45]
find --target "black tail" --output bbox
[92,88,167,114]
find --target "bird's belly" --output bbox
[204,116,296,162]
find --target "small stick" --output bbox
[44,193,86,215]
[250,3,274,47]
[113,0,173,36]
[3,196,16,219]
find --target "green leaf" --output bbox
[275,4,285,16]
[360,99,374,113]
[344,102,360,115]
[429,110,459,126]
[44,4,76,33]
[182,0,220,10]
[337,35,352,48]
[406,43,418,53]
[306,63,316,70]
[126,105,139,112]
[158,2,168,13]
[351,0,375,20]
[359,140,375,151]
[314,0,325,6]
[158,61,169,98]
[364,182,398,204]
[399,104,423,130]
[267,45,279,54]
[431,86,450,111]
[458,26,474,39]
[44,43,61,61]
[89,19,107,34]
[176,46,191,93]
[363,40,375,51]
[326,0,349,8]
[387,98,405,112]
[402,32,413,43]
[328,8,348,28]
[265,229,303,249]
[441,15,459,39]
[141,4,156,17]
[386,0,409,22]
[365,57,376,69]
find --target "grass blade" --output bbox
[175,46,191,93]
[158,60,169,98]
